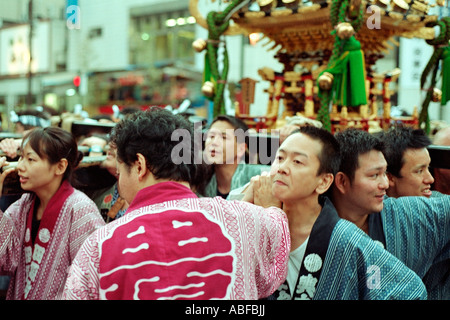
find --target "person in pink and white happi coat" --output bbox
[62,108,290,300]
[0,127,105,300]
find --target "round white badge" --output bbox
[39,228,51,243]
[303,253,323,273]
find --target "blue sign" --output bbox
[66,0,80,29]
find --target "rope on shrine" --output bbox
[419,17,450,134]
[317,0,365,131]
[204,0,246,118]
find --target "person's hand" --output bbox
[241,182,254,203]
[0,156,16,197]
[242,172,282,208]
[0,138,21,158]
[80,136,107,157]
[280,124,301,144]
[80,136,107,149]
[251,172,282,208]
[101,144,118,177]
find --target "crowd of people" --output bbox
[0,105,449,300]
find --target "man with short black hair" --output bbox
[62,108,290,300]
[202,115,269,198]
[243,126,426,300]
[381,126,434,198]
[332,128,450,299]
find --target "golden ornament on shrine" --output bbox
[336,22,355,40]
[192,39,207,52]
[257,0,277,13]
[201,81,215,97]
[318,72,334,90]
[432,88,442,102]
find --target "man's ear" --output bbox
[135,153,149,181]
[56,158,68,176]
[386,172,396,188]
[316,173,334,195]
[334,171,350,194]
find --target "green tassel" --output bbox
[442,47,450,106]
[323,36,367,107]
[202,0,244,118]
[203,54,216,102]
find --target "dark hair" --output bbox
[335,128,385,182]
[381,126,431,178]
[21,127,83,182]
[110,107,199,183]
[211,114,248,144]
[210,114,249,133]
[120,107,141,117]
[291,126,341,176]
[17,109,51,119]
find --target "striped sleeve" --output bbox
[317,220,427,300]
[382,195,450,277]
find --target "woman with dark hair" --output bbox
[0,127,105,300]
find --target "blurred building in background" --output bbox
[0,0,68,129]
[0,0,208,127]
[66,0,205,116]
[0,0,448,129]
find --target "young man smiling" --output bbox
[332,128,450,299]
[381,126,434,198]
[331,129,389,233]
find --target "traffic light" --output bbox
[73,75,81,92]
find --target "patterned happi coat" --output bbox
[271,197,427,300]
[62,181,290,300]
[0,181,105,300]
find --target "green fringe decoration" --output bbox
[442,47,450,106]
[420,17,450,134]
[326,36,367,107]
[203,0,244,118]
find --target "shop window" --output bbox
[129,9,196,67]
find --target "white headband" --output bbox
[10,111,51,128]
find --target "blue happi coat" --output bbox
[272,197,427,300]
[368,195,450,300]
